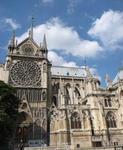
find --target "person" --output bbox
[18,139,24,150]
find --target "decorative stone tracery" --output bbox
[22,44,34,55]
[10,60,41,86]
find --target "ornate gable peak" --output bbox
[13,38,42,56]
[16,37,39,49]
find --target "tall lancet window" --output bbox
[74,87,80,98]
[104,99,112,107]
[65,83,71,105]
[71,112,81,129]
[52,96,57,106]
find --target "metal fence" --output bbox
[24,146,123,150]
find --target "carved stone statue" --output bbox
[86,68,92,78]
[105,74,111,88]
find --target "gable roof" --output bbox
[16,37,39,49]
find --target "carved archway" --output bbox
[15,112,33,143]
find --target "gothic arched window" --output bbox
[120,90,123,100]
[71,112,81,129]
[43,62,47,72]
[106,112,117,128]
[74,87,80,97]
[52,82,59,93]
[52,96,57,106]
[65,83,71,105]
[104,99,112,107]
[66,83,71,90]
[42,91,46,101]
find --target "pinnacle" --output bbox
[42,34,47,50]
[8,31,15,48]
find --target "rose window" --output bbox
[10,60,41,86]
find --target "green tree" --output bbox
[0,80,21,145]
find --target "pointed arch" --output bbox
[104,98,112,107]
[71,112,81,129]
[42,91,46,101]
[106,111,117,128]
[52,96,57,106]
[43,62,47,72]
[15,112,33,143]
[66,83,71,88]
[74,87,80,97]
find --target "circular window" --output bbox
[10,60,41,86]
[22,44,34,55]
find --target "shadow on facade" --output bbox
[14,112,47,146]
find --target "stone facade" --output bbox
[0,24,123,148]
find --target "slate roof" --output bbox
[51,66,87,77]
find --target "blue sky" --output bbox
[0,0,123,87]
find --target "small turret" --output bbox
[8,31,15,53]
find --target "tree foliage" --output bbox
[0,80,21,145]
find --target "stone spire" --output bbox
[29,17,33,39]
[41,34,48,58]
[42,34,47,50]
[8,31,15,52]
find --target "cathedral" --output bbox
[0,21,123,149]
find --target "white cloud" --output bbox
[67,0,96,14]
[16,17,102,58]
[5,18,21,30]
[90,67,101,81]
[15,16,101,79]
[48,51,77,67]
[88,10,123,50]
[67,0,80,14]
[42,0,53,3]
[48,51,101,79]
[34,0,54,7]
[83,12,95,21]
